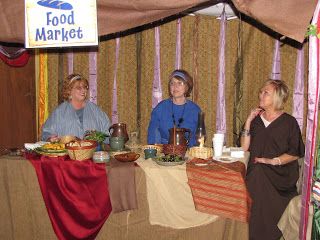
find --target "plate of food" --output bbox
[35,143,67,157]
[153,154,186,166]
[213,156,238,163]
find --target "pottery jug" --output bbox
[168,128,191,146]
[109,123,129,143]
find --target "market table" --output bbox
[0,155,249,240]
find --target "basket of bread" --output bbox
[65,140,97,161]
[188,146,213,159]
[162,144,187,157]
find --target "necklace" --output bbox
[171,100,186,127]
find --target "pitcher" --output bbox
[109,123,129,143]
[168,128,191,146]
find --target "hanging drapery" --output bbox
[232,19,244,145]
[216,8,226,134]
[36,50,48,139]
[67,50,74,75]
[89,50,97,104]
[175,18,182,70]
[292,47,304,131]
[300,3,320,239]
[112,38,120,124]
[152,26,162,109]
[0,46,30,67]
[192,16,200,102]
[270,40,281,80]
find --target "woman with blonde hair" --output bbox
[41,74,111,142]
[241,79,305,240]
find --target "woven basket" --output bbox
[59,135,77,144]
[163,144,187,157]
[65,140,97,161]
[188,147,213,159]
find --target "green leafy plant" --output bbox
[84,130,108,143]
[306,24,320,38]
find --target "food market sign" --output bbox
[25,0,98,48]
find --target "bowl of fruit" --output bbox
[153,154,186,166]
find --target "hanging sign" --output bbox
[25,0,98,48]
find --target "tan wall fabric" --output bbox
[44,15,308,146]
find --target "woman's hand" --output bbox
[254,157,278,166]
[47,135,59,143]
[246,108,263,123]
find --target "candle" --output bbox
[199,137,204,148]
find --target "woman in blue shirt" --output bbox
[147,70,202,147]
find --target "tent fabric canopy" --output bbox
[0,0,317,45]
[232,0,317,43]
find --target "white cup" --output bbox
[213,133,224,142]
[213,139,224,157]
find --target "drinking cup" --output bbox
[110,136,125,151]
[213,133,224,142]
[213,139,224,157]
[144,148,157,159]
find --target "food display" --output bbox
[35,143,67,156]
[41,143,66,151]
[153,154,186,166]
[188,146,213,159]
[65,140,97,161]
[84,130,108,143]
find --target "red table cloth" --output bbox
[186,158,251,222]
[26,154,112,240]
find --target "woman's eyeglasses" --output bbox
[73,86,88,91]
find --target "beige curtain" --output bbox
[46,15,308,146]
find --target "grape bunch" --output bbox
[160,154,183,162]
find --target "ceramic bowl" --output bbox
[114,152,140,162]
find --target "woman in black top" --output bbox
[241,79,305,240]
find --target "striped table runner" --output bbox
[186,158,251,222]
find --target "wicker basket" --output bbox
[59,135,77,144]
[188,147,213,159]
[65,140,97,161]
[163,144,187,157]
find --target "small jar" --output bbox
[93,151,110,163]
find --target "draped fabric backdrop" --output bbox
[111,38,120,124]
[43,16,308,147]
[152,27,163,109]
[36,50,48,139]
[215,9,227,135]
[270,40,281,80]
[175,19,182,70]
[300,2,320,238]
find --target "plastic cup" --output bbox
[213,133,224,142]
[213,139,224,157]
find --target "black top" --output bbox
[246,113,305,240]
